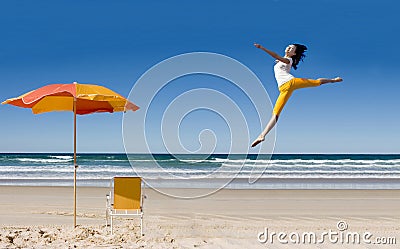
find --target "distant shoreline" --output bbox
[1,177,400,189]
[1,152,400,155]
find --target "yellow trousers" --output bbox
[273,78,321,116]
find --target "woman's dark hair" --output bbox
[291,44,307,70]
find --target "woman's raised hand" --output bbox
[254,43,262,49]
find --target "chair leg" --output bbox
[140,214,143,236]
[111,215,113,235]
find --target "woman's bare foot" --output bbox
[333,77,343,82]
[251,136,265,147]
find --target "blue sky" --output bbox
[0,0,399,153]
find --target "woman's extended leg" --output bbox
[251,114,278,147]
[318,77,342,84]
[251,81,292,148]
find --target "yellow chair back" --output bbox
[113,177,141,210]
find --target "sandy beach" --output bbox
[0,186,398,248]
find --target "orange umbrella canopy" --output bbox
[2,82,139,114]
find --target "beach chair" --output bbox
[106,176,144,235]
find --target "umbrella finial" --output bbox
[73,81,78,84]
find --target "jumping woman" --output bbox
[251,43,342,147]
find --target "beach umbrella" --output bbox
[2,82,139,227]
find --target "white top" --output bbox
[273,57,294,87]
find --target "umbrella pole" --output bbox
[73,98,77,228]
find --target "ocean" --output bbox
[0,153,399,189]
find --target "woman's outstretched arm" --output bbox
[254,43,290,64]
